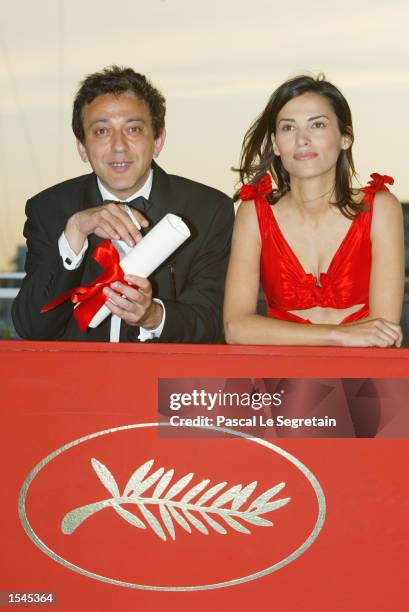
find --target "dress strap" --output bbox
[361,172,394,205]
[240,174,272,202]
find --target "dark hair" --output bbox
[234,74,360,218]
[72,65,166,143]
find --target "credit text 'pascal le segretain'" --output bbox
[169,415,337,429]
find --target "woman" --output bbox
[224,75,404,346]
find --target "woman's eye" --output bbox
[312,121,326,128]
[281,124,294,132]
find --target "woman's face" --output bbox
[273,92,351,180]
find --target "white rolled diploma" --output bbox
[88,213,190,328]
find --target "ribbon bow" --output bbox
[284,272,335,308]
[240,174,273,201]
[361,172,394,203]
[41,240,126,332]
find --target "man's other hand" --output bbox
[103,274,163,329]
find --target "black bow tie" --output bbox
[103,195,149,213]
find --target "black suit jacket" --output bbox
[12,163,234,342]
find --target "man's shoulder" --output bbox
[156,164,232,211]
[167,172,231,203]
[28,173,94,204]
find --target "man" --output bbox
[12,66,233,343]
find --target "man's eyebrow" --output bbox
[125,117,147,123]
[88,117,147,127]
[89,119,109,127]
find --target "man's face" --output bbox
[77,92,165,199]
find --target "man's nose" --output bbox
[111,130,128,151]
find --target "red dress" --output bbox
[239,173,394,324]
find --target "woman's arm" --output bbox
[223,200,403,346]
[334,190,405,347]
[367,191,404,322]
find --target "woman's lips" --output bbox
[294,152,318,161]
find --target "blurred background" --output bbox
[1,0,408,339]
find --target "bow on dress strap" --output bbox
[361,172,394,203]
[240,174,272,201]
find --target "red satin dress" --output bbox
[240,173,394,324]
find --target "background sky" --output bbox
[0,0,408,270]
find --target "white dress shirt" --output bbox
[58,170,166,342]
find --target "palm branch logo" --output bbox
[61,458,291,541]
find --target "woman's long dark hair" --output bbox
[234,74,361,219]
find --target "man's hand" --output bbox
[64,204,149,253]
[103,274,163,329]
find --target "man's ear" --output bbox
[76,139,89,163]
[153,129,166,158]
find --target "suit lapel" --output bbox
[81,173,102,210]
[79,174,106,284]
[82,173,105,254]
[148,161,187,224]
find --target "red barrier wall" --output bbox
[1,341,408,611]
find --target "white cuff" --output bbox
[58,232,88,270]
[138,299,166,341]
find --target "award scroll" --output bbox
[88,213,190,328]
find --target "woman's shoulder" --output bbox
[372,189,401,209]
[362,173,403,234]
[233,198,262,245]
[235,198,259,226]
[352,172,400,218]
[360,172,396,204]
[371,190,402,228]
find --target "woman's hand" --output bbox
[334,318,403,347]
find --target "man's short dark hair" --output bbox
[72,65,166,143]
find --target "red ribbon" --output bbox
[240,174,272,202]
[361,172,394,203]
[41,240,124,332]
